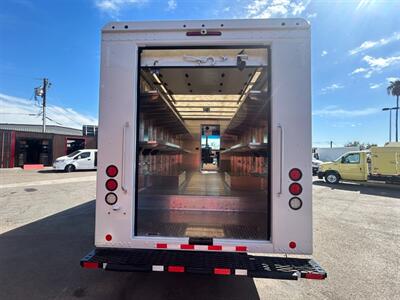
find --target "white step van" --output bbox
[80,18,326,280]
[53,149,97,172]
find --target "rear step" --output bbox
[81,248,327,280]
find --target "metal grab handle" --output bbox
[277,124,283,195]
[121,122,129,193]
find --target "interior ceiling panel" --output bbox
[158,67,258,95]
[141,48,268,68]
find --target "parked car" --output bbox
[53,149,97,172]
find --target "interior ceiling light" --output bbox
[176,108,236,112]
[160,84,168,94]
[152,73,162,84]
[173,94,241,101]
[175,102,238,108]
[250,70,262,84]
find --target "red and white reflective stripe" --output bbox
[156,243,168,249]
[155,243,247,252]
[208,245,222,251]
[304,272,325,280]
[235,246,247,252]
[214,268,231,275]
[235,269,248,276]
[82,262,100,269]
[180,244,195,250]
[168,266,185,273]
[152,265,164,272]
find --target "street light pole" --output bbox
[383,108,391,142]
[383,107,399,143]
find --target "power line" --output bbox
[46,106,83,126]
[0,112,39,116]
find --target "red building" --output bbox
[0,124,97,168]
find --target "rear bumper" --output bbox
[81,248,327,280]
[52,163,66,170]
[317,171,325,179]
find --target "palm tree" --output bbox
[387,80,400,142]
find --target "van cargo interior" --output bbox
[136,47,270,241]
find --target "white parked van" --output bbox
[53,149,97,172]
[80,18,326,281]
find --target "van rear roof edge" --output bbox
[102,18,310,32]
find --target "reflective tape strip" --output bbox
[82,262,99,269]
[208,245,222,251]
[304,272,325,280]
[214,268,231,275]
[194,245,208,251]
[155,244,248,252]
[180,244,195,250]
[235,246,247,252]
[168,266,185,273]
[235,269,248,276]
[168,244,181,250]
[222,246,235,252]
[152,265,164,272]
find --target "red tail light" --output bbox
[289,168,302,181]
[289,183,302,195]
[289,241,297,249]
[105,234,112,241]
[105,179,118,191]
[106,165,118,177]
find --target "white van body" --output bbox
[314,146,359,162]
[53,149,98,171]
[81,19,326,280]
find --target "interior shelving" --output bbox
[221,142,268,156]
[139,140,191,154]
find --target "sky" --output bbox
[0,0,399,146]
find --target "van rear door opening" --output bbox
[136,47,270,241]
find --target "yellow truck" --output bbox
[317,143,400,184]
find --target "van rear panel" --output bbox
[371,145,400,176]
[95,19,312,255]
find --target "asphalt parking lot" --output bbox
[0,168,399,300]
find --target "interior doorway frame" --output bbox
[200,124,220,172]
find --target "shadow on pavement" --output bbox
[0,201,260,300]
[37,169,96,174]
[313,180,400,199]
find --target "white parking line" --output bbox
[0,176,96,189]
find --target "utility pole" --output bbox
[330,141,333,148]
[34,78,50,133]
[42,78,48,133]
